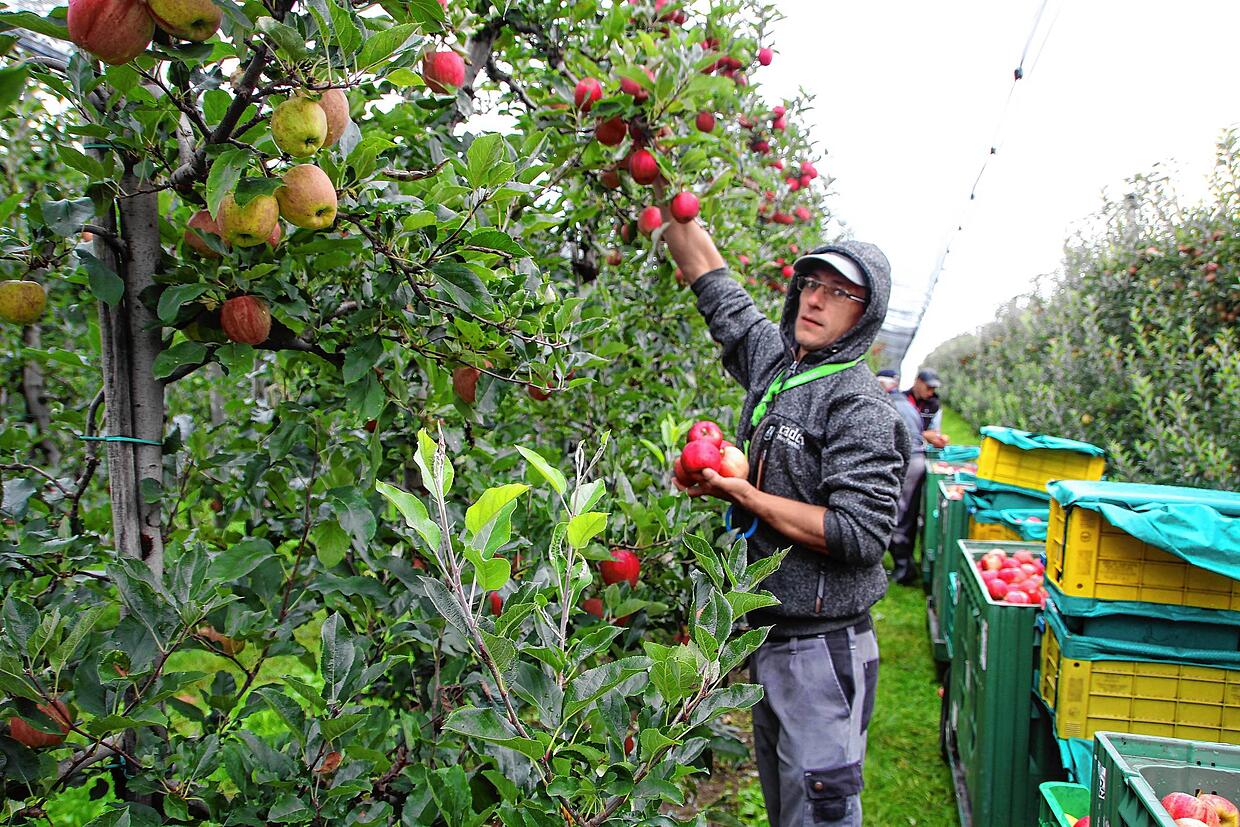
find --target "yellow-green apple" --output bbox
[275,164,337,230]
[7,700,72,748]
[0,281,47,324]
[183,209,223,257]
[1200,795,1239,827]
[217,193,279,247]
[220,295,271,345]
[146,0,220,41]
[271,97,328,157]
[317,88,350,147]
[67,0,153,65]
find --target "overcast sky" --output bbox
[758,0,1240,383]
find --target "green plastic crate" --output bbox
[921,468,946,588]
[930,479,974,662]
[1091,732,1240,827]
[1041,781,1091,827]
[946,539,1053,827]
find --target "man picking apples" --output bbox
[658,207,910,827]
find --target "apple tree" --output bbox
[0,0,840,822]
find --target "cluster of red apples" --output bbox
[673,420,748,487]
[975,548,1048,607]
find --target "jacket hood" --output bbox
[779,239,892,365]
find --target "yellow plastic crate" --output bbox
[967,517,1022,542]
[1039,621,1240,743]
[976,435,1105,495]
[1047,499,1240,612]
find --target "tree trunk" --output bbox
[96,169,166,577]
[22,324,61,466]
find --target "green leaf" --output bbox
[157,283,209,324]
[319,712,365,743]
[638,727,678,760]
[319,613,359,704]
[267,793,313,823]
[2,597,39,650]
[50,604,105,673]
[41,196,96,237]
[206,148,251,219]
[324,0,362,55]
[466,134,505,189]
[209,539,276,580]
[743,550,787,589]
[479,630,517,680]
[688,683,764,727]
[464,484,528,534]
[515,446,566,496]
[413,429,454,499]
[233,176,281,207]
[152,340,208,380]
[686,534,724,590]
[357,22,419,68]
[313,520,349,568]
[419,577,470,634]
[563,656,649,719]
[80,250,124,306]
[56,145,104,180]
[376,481,440,552]
[441,707,544,760]
[569,480,606,515]
[466,228,529,257]
[203,88,231,125]
[405,0,446,29]
[433,261,494,313]
[472,555,510,591]
[0,11,70,40]
[719,628,769,676]
[566,511,608,549]
[0,62,28,117]
[255,16,308,59]
[723,590,780,618]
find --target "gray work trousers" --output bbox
[751,620,880,827]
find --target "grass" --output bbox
[939,406,983,447]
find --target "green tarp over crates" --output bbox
[980,426,1107,457]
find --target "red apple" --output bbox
[67,0,153,65]
[582,597,604,619]
[719,445,749,479]
[1001,556,1022,569]
[637,206,663,236]
[1020,562,1038,576]
[695,111,715,132]
[757,47,773,66]
[595,116,627,146]
[1164,794,1211,822]
[772,115,786,131]
[998,567,1024,584]
[601,548,640,587]
[1200,796,1238,827]
[1176,821,1210,827]
[986,579,1010,600]
[1013,550,1035,564]
[1072,819,1090,827]
[772,105,786,118]
[669,192,700,223]
[220,295,271,346]
[673,456,693,487]
[574,77,603,111]
[489,592,503,616]
[7,700,72,748]
[795,206,813,222]
[681,439,722,474]
[600,169,622,189]
[422,50,465,93]
[628,149,659,185]
[687,421,723,446]
[781,265,793,279]
[1005,590,1031,605]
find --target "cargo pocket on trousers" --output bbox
[860,658,878,732]
[805,762,862,823]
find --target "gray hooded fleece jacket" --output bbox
[690,240,912,638]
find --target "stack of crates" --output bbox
[966,426,1105,543]
[943,539,1065,826]
[1090,731,1240,826]
[1039,481,1240,752]
[921,446,980,587]
[928,476,974,665]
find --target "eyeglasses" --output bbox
[796,276,867,305]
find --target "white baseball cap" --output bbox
[792,250,866,286]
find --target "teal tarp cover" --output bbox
[970,473,1052,501]
[1043,599,1240,670]
[981,425,1106,458]
[935,445,981,463]
[1048,480,1240,583]
[966,486,1049,515]
[969,504,1049,541]
[1046,580,1240,627]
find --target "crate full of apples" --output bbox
[1159,790,1237,826]
[976,547,1048,606]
